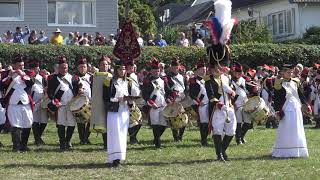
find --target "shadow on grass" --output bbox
[2,154,282,170]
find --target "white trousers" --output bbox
[57,106,76,127]
[212,107,237,136]
[149,107,167,126]
[8,104,33,128]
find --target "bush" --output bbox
[1,43,320,71]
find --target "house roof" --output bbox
[169,1,214,25]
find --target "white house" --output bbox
[0,0,119,37]
[190,0,320,40]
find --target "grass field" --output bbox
[0,123,319,180]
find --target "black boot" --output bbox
[57,125,66,151]
[222,135,233,161]
[112,159,121,167]
[102,133,107,150]
[172,129,179,142]
[32,123,41,146]
[200,123,208,146]
[213,135,225,162]
[84,123,91,144]
[241,123,253,144]
[271,118,278,129]
[178,127,185,141]
[152,125,161,148]
[128,125,138,144]
[11,127,21,152]
[235,123,243,145]
[315,118,320,128]
[77,123,85,145]
[39,123,47,144]
[20,128,31,152]
[65,126,75,150]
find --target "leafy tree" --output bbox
[119,0,157,36]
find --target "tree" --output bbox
[119,0,157,36]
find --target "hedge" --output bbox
[1,43,320,71]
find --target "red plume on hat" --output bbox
[301,67,309,76]
[149,57,160,69]
[196,58,206,69]
[231,62,243,72]
[76,57,87,66]
[12,54,24,64]
[171,57,181,66]
[58,55,67,64]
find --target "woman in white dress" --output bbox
[103,60,131,167]
[272,64,309,158]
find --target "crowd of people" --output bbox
[0,48,315,167]
[0,26,206,48]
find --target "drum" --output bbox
[184,106,198,125]
[129,102,143,127]
[244,96,269,124]
[68,95,91,123]
[168,113,189,129]
[163,102,189,129]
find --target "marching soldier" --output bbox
[72,57,92,145]
[142,58,167,148]
[126,61,142,144]
[165,58,188,142]
[205,43,236,162]
[230,62,249,145]
[189,58,210,146]
[1,55,35,152]
[29,59,48,146]
[47,56,75,151]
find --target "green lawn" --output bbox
[0,123,319,179]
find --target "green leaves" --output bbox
[1,43,320,72]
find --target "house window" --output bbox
[48,0,96,26]
[265,9,295,38]
[0,0,24,21]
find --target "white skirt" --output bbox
[7,104,33,128]
[272,101,309,158]
[107,104,129,163]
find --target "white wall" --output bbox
[232,0,300,40]
[298,3,320,37]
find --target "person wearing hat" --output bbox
[106,34,117,46]
[90,55,112,150]
[103,60,134,167]
[1,54,35,152]
[125,61,142,144]
[299,67,313,124]
[141,58,167,148]
[272,64,309,158]
[189,58,210,146]
[28,59,49,146]
[50,28,64,45]
[230,62,251,145]
[72,57,92,145]
[261,77,278,129]
[47,56,75,151]
[165,57,188,142]
[205,43,236,162]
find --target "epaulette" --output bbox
[291,77,300,85]
[126,77,133,86]
[274,79,283,90]
[103,76,112,87]
[203,75,211,81]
